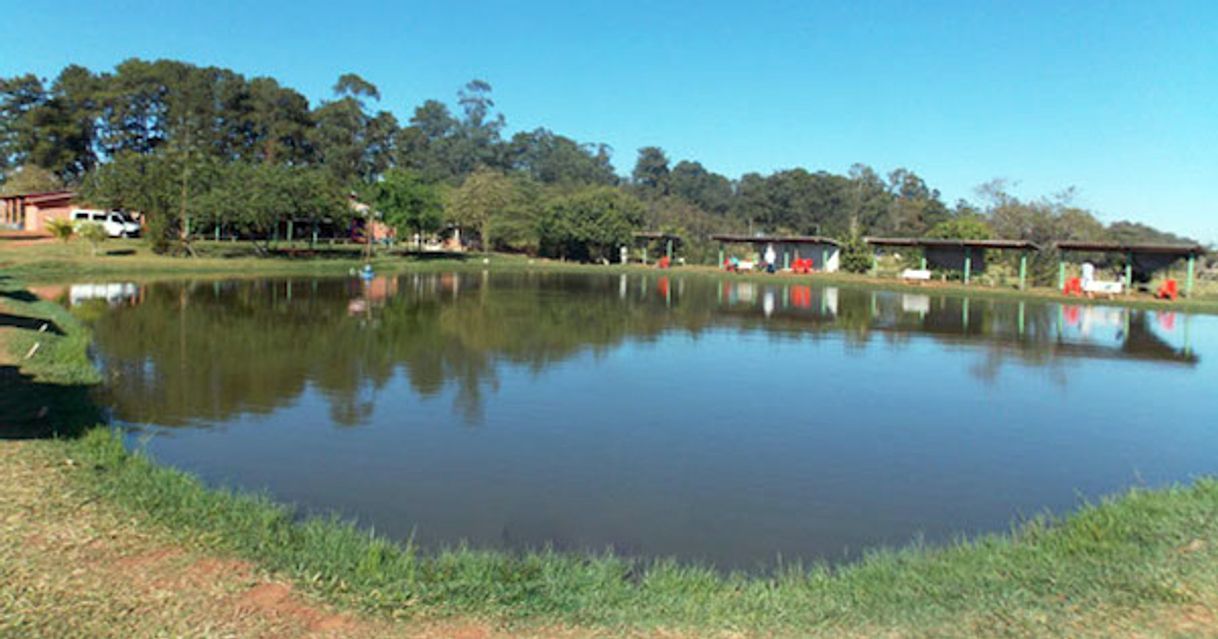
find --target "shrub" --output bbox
[77,221,109,256]
[46,218,75,243]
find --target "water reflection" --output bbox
[58,273,1199,429]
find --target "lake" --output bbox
[60,271,1216,570]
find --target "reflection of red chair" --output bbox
[1063,277,1083,296]
[1156,279,1178,301]
[790,285,811,308]
[792,257,814,274]
[1064,305,1081,326]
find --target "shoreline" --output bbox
[5,238,1216,316]
[3,266,1218,636]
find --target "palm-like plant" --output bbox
[45,218,75,243]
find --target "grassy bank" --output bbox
[4,237,1217,315]
[4,275,1218,636]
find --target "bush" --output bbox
[46,218,75,243]
[77,222,109,256]
[839,234,873,273]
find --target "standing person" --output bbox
[764,244,777,272]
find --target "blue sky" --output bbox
[2,0,1215,242]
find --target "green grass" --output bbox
[4,273,1218,636]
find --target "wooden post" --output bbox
[1186,253,1196,297]
[1018,252,1028,290]
[963,247,972,285]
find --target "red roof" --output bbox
[1,189,77,206]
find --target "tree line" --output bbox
[0,58,1200,269]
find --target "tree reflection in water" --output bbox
[80,273,1198,428]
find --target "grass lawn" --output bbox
[3,259,1218,636]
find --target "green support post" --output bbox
[920,254,927,270]
[666,239,673,261]
[871,251,879,276]
[821,246,828,273]
[642,247,648,265]
[1124,252,1133,291]
[783,250,790,270]
[1018,252,1028,290]
[1186,254,1196,297]
[1058,260,1066,290]
[287,220,294,247]
[963,248,972,285]
[312,225,318,247]
[718,244,724,268]
[214,225,220,242]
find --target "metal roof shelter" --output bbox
[710,234,843,272]
[1053,241,1206,296]
[865,237,1042,289]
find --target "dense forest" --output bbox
[0,58,1199,270]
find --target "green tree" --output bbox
[538,187,644,261]
[632,146,670,196]
[927,215,993,240]
[82,152,210,250]
[1,164,63,195]
[669,160,732,215]
[506,128,617,186]
[370,169,443,247]
[446,168,517,249]
[311,73,397,185]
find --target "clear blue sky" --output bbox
[2,0,1215,242]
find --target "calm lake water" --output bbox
[62,271,1216,570]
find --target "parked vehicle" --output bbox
[70,209,141,238]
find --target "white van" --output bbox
[70,209,141,238]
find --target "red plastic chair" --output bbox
[1156,279,1178,301]
[1063,277,1083,296]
